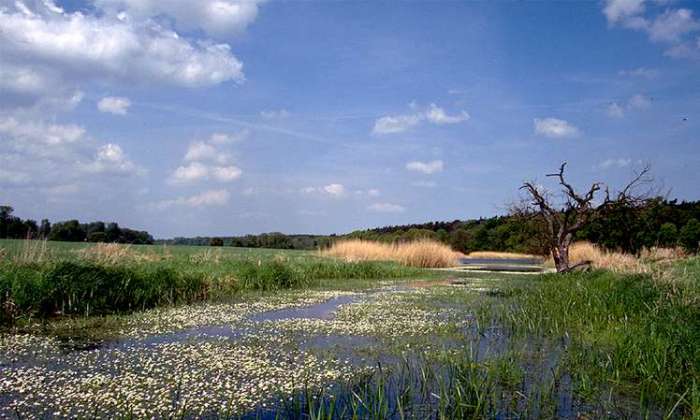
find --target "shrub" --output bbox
[680,218,700,253]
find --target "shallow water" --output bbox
[250,294,359,322]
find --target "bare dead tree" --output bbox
[517,162,652,273]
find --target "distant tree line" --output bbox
[0,206,154,244]
[161,198,700,254]
[161,233,334,250]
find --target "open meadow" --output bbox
[0,239,697,418]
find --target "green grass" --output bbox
[478,261,700,417]
[0,239,427,323]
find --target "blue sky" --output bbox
[1,0,699,238]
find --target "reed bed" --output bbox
[322,239,462,268]
[465,250,541,259]
[543,242,648,273]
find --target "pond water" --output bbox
[0,281,612,418]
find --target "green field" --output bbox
[0,239,698,418]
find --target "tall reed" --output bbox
[322,239,461,268]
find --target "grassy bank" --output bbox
[466,257,699,417]
[0,240,425,323]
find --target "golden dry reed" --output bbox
[322,239,462,268]
[545,241,684,274]
[465,250,541,259]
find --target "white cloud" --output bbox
[425,103,470,124]
[648,9,700,42]
[154,189,231,209]
[367,203,406,213]
[0,115,143,194]
[323,183,345,197]
[84,144,143,175]
[606,102,625,118]
[533,118,581,139]
[185,142,220,162]
[602,1,700,60]
[170,133,243,184]
[372,103,469,135]
[300,183,347,197]
[0,0,245,108]
[405,160,444,174]
[0,117,85,145]
[212,166,242,182]
[598,158,633,169]
[95,0,264,38]
[367,188,381,197]
[628,94,652,109]
[97,96,131,115]
[372,114,423,134]
[171,162,210,183]
[603,0,645,25]
[260,109,290,119]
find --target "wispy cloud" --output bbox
[153,189,231,210]
[367,202,406,213]
[372,103,469,135]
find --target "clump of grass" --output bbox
[189,248,223,264]
[13,239,51,265]
[497,267,699,416]
[78,243,170,264]
[0,261,207,320]
[322,239,461,268]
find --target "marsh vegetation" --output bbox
[0,239,697,418]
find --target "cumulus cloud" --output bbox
[154,189,231,209]
[83,143,144,175]
[170,133,243,184]
[372,114,423,135]
[603,0,646,25]
[97,96,131,115]
[94,0,264,38]
[405,160,444,174]
[372,103,469,135]
[367,203,406,213]
[0,115,143,193]
[425,104,470,124]
[212,166,243,182]
[602,0,700,59]
[0,0,245,108]
[533,118,581,139]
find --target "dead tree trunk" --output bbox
[519,162,650,273]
